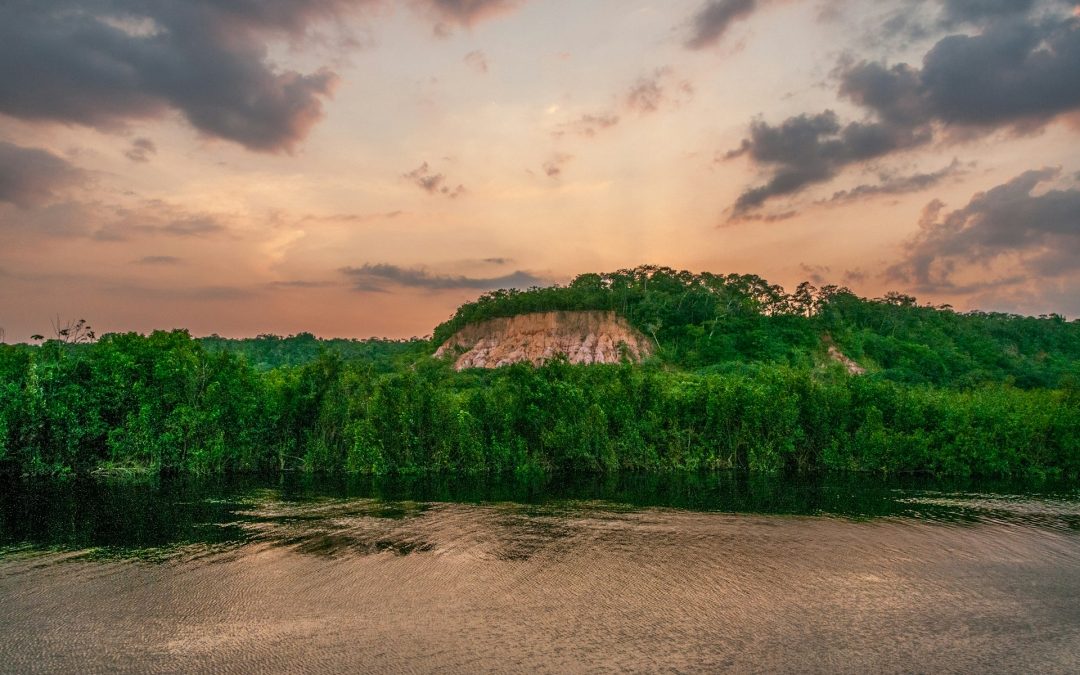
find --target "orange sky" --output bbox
[1,0,1079,341]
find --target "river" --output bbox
[2,473,1078,673]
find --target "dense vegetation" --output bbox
[199,333,427,372]
[436,266,1080,388]
[1,266,1077,478]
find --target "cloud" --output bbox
[2,197,231,242]
[624,67,694,114]
[94,205,230,240]
[889,168,1080,291]
[799,262,831,284]
[873,0,1060,44]
[552,68,691,140]
[939,0,1044,26]
[840,15,1080,132]
[134,255,181,265]
[843,268,868,284]
[727,209,798,224]
[341,263,545,291]
[803,262,833,285]
[542,153,574,178]
[0,200,94,238]
[482,257,512,264]
[0,1,356,153]
[823,159,966,204]
[268,279,337,288]
[124,138,157,163]
[0,141,85,208]
[419,0,522,35]
[685,0,759,49]
[403,162,466,198]
[554,112,621,138]
[725,111,929,216]
[464,50,489,74]
[726,5,1080,214]
[161,216,227,237]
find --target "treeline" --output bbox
[435,266,1080,388]
[1,330,1077,478]
[199,333,428,371]
[2,265,1078,478]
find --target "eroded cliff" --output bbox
[434,311,653,370]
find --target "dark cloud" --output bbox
[940,0,1043,25]
[403,162,466,198]
[341,263,545,292]
[727,6,1080,214]
[425,0,520,23]
[0,1,356,152]
[727,210,798,224]
[134,255,181,265]
[824,159,966,203]
[421,0,521,34]
[876,0,1060,44]
[124,137,157,163]
[464,50,489,74]
[890,168,1080,291]
[624,67,694,114]
[685,0,758,49]
[841,15,1080,131]
[726,111,929,216]
[542,153,574,178]
[482,257,512,264]
[0,141,85,208]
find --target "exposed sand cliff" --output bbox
[435,311,653,370]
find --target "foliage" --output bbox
[434,266,1080,387]
[0,332,1077,479]
[2,266,1077,478]
[199,333,428,372]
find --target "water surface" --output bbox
[2,473,1079,673]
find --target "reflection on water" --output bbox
[2,473,1079,673]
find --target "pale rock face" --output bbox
[434,311,653,370]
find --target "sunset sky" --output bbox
[2,0,1079,341]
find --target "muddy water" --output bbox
[1,474,1078,673]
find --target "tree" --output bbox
[51,317,96,344]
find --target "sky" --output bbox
[1,0,1079,341]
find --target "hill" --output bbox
[435,266,1080,388]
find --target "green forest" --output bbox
[2,266,1078,478]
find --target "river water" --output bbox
[1,473,1079,674]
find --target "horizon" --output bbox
[15,264,1077,345]
[2,1,1080,342]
